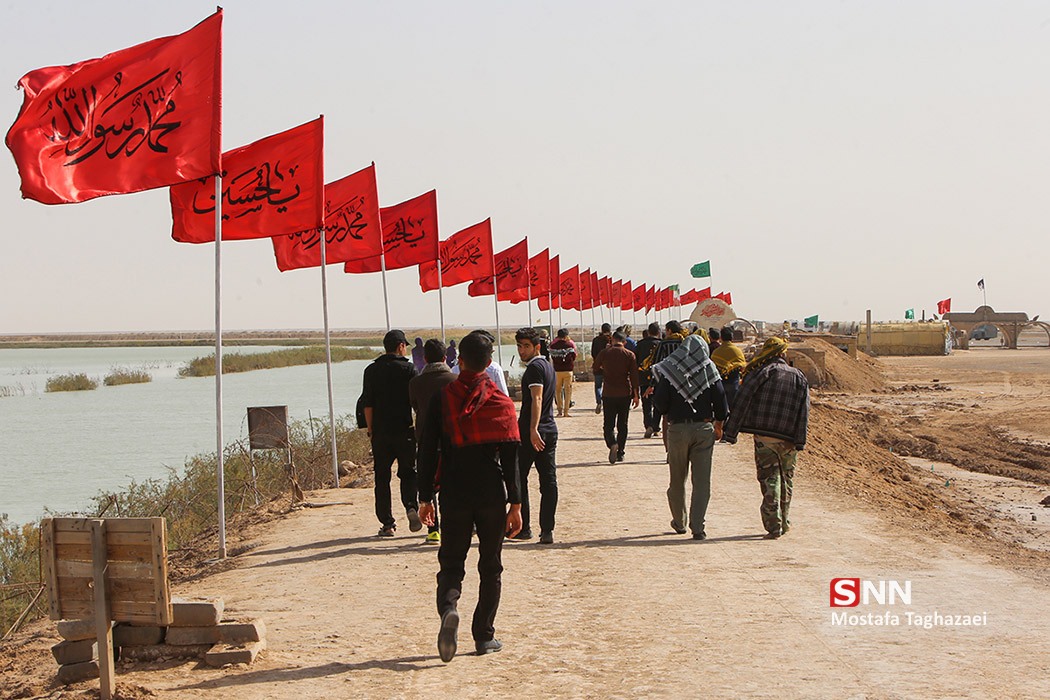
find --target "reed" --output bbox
[44,373,98,392]
[103,367,152,386]
[178,345,377,378]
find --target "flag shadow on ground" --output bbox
[174,657,438,691]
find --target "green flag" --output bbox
[689,261,711,278]
[804,314,819,328]
[905,308,915,320]
[669,284,679,292]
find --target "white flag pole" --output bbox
[320,234,340,488]
[213,175,227,560]
[493,279,503,366]
[437,258,446,343]
[379,236,391,331]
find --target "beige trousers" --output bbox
[555,371,574,415]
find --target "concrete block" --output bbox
[118,643,211,661]
[51,639,96,666]
[165,619,265,646]
[113,624,165,647]
[56,660,99,685]
[55,619,95,642]
[204,640,266,667]
[169,597,224,627]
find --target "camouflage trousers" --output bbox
[753,436,797,535]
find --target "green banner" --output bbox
[804,314,819,327]
[689,261,711,278]
[905,308,915,320]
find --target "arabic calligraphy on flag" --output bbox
[467,238,529,300]
[418,218,494,292]
[344,190,439,273]
[272,163,381,271]
[171,117,324,243]
[5,11,223,205]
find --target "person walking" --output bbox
[538,328,551,359]
[409,339,456,544]
[648,320,690,455]
[445,339,458,368]
[451,330,509,396]
[722,337,810,539]
[711,326,746,410]
[417,332,522,662]
[411,336,426,372]
[590,323,612,413]
[514,327,559,544]
[634,322,662,439]
[548,328,577,417]
[361,329,423,537]
[592,331,640,463]
[652,335,728,540]
[618,325,638,353]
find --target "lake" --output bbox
[0,344,523,526]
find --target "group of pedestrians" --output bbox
[359,322,809,664]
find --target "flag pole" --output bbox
[320,234,340,489]
[548,288,554,334]
[213,175,227,560]
[437,258,446,343]
[493,284,503,367]
[379,237,391,331]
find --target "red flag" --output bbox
[632,284,645,311]
[559,265,580,309]
[590,272,600,309]
[937,298,951,314]
[681,289,698,304]
[172,117,323,244]
[599,277,612,307]
[271,163,381,271]
[646,285,656,312]
[529,248,551,297]
[418,219,494,292]
[611,280,622,308]
[725,292,732,306]
[697,287,712,301]
[344,190,440,273]
[6,11,222,205]
[620,281,633,311]
[579,269,593,310]
[537,255,561,310]
[467,238,529,300]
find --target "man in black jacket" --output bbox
[362,329,422,537]
[418,332,522,662]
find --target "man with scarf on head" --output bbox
[711,327,746,411]
[652,335,728,540]
[417,331,523,662]
[722,337,809,539]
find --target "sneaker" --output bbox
[670,520,687,535]
[475,638,503,655]
[608,446,618,464]
[692,531,707,540]
[377,526,395,537]
[594,405,602,414]
[425,530,441,544]
[644,427,654,439]
[407,508,423,533]
[763,530,782,540]
[782,523,791,535]
[510,529,533,541]
[539,531,554,544]
[437,609,459,663]
[616,451,625,463]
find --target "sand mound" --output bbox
[793,338,885,393]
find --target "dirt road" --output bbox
[106,378,1049,699]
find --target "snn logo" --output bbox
[830,578,912,607]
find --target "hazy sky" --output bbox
[1,1,1047,333]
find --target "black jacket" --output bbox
[361,354,417,436]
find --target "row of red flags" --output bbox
[5,11,731,315]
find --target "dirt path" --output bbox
[103,382,1050,699]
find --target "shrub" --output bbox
[178,346,377,378]
[44,373,98,392]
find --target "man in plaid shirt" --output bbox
[722,337,809,539]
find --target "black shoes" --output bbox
[476,638,503,655]
[670,520,687,535]
[377,526,395,537]
[763,530,781,540]
[437,609,459,663]
[407,508,423,533]
[644,427,653,439]
[539,531,554,544]
[608,446,618,464]
[616,451,625,463]
[692,531,707,540]
[510,529,533,541]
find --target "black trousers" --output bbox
[371,431,418,528]
[436,500,507,643]
[602,396,632,453]
[518,431,558,534]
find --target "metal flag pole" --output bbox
[379,237,391,331]
[319,234,340,489]
[527,278,532,327]
[213,175,227,560]
[493,278,503,367]
[579,305,585,344]
[548,288,554,334]
[437,258,446,343]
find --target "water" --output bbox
[0,344,522,525]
